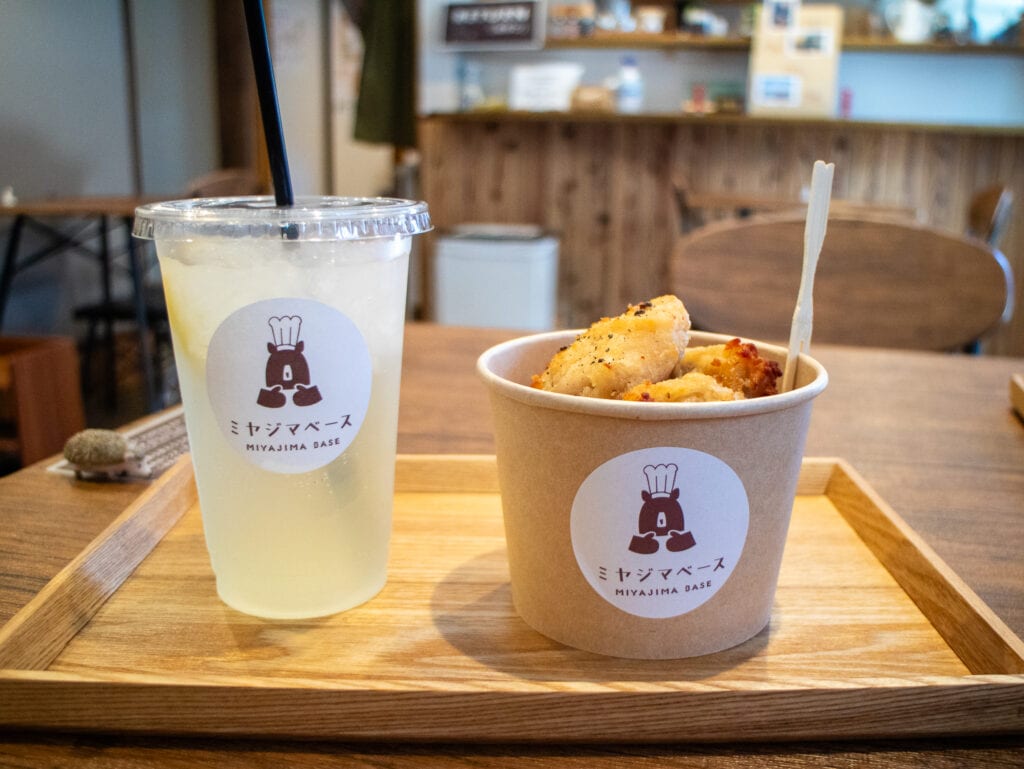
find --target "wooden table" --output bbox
[0,196,164,411]
[1,323,1023,765]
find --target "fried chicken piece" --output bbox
[531,295,691,399]
[622,372,742,403]
[674,338,781,398]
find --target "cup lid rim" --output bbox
[133,195,432,241]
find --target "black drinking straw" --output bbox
[243,0,294,207]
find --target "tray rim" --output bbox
[0,454,1022,743]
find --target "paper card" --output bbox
[509,63,585,111]
[748,2,843,117]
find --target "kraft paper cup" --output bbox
[477,330,828,659]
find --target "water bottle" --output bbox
[457,58,485,111]
[617,56,644,114]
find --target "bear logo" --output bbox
[256,315,323,408]
[628,463,697,554]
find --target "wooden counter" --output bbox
[419,113,1024,356]
[427,110,1024,136]
[543,30,1024,56]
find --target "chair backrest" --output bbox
[671,178,920,234]
[967,184,1014,248]
[669,213,1014,351]
[185,167,264,198]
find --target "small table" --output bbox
[0,196,164,412]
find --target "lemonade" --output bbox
[134,197,430,618]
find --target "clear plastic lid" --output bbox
[133,196,432,242]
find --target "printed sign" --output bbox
[571,448,749,619]
[751,73,802,108]
[206,298,371,474]
[443,2,543,50]
[747,2,843,117]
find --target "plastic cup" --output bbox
[478,329,828,658]
[133,196,431,619]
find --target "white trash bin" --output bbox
[433,224,559,330]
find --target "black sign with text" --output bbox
[444,2,538,46]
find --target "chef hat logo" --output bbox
[268,315,302,350]
[643,463,678,498]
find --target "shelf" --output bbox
[547,32,749,51]
[544,31,1024,55]
[424,110,1024,137]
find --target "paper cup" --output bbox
[477,330,828,658]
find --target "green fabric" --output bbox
[353,0,417,148]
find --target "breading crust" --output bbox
[675,338,782,398]
[530,295,691,399]
[621,372,742,403]
[531,295,781,403]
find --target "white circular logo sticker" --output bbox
[571,448,749,619]
[206,298,371,474]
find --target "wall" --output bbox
[0,0,218,334]
[840,52,1024,126]
[269,0,331,195]
[133,0,219,194]
[0,2,134,200]
[329,1,394,198]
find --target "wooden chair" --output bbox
[0,336,85,470]
[670,179,708,234]
[670,178,920,235]
[967,184,1013,248]
[668,213,1014,352]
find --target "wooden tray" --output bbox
[1,455,1022,743]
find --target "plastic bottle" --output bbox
[616,55,644,114]
[457,58,485,111]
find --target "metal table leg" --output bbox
[0,215,27,329]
